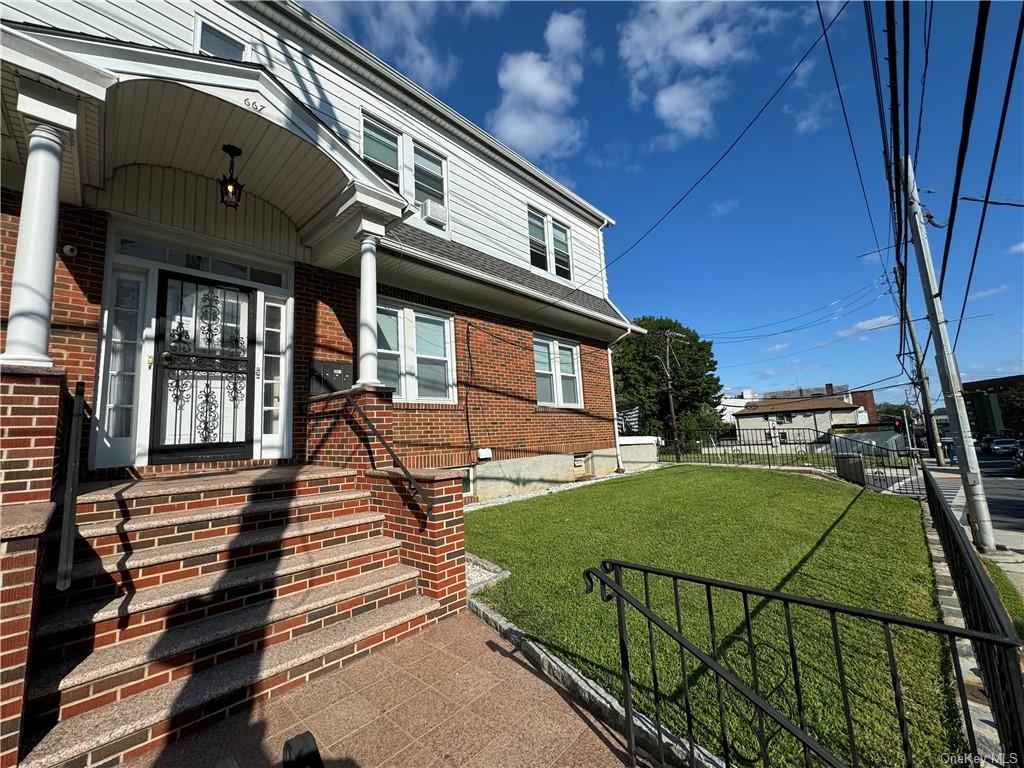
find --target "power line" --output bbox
[816,0,885,261]
[884,0,907,360]
[952,4,1024,352]
[501,1,851,328]
[912,0,935,167]
[702,278,882,337]
[935,0,992,295]
[709,291,889,344]
[959,195,1024,208]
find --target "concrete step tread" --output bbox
[76,465,357,505]
[37,535,402,637]
[30,564,421,698]
[20,596,441,768]
[73,489,372,538]
[47,512,384,583]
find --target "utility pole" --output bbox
[894,263,946,466]
[899,156,994,550]
[662,331,682,463]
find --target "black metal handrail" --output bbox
[56,381,85,591]
[343,392,434,516]
[923,467,1024,758]
[584,565,846,768]
[585,557,1023,767]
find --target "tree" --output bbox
[612,316,721,438]
[878,401,921,423]
[996,383,1024,437]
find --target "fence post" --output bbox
[614,566,639,768]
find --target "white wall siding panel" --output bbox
[4,0,613,301]
[85,165,306,261]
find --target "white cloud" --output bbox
[837,314,898,337]
[784,92,832,134]
[303,1,458,90]
[790,56,816,88]
[763,342,790,353]
[464,0,508,20]
[488,11,588,162]
[654,76,730,139]
[1009,242,1024,254]
[709,199,740,217]
[618,3,783,142]
[968,285,1008,301]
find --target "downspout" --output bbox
[608,328,631,473]
[599,217,629,473]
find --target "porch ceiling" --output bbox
[104,79,347,234]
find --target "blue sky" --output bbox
[304,1,1023,402]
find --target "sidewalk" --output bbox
[925,461,1024,596]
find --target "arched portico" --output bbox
[0,23,409,468]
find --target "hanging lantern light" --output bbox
[219,144,244,209]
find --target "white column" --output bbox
[356,234,380,385]
[1,123,65,367]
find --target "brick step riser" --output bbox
[23,608,444,768]
[39,520,385,608]
[35,548,403,661]
[66,496,373,558]
[73,476,358,524]
[26,578,421,724]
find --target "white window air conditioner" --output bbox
[421,199,447,227]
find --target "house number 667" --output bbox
[244,98,266,113]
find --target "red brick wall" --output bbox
[0,531,46,768]
[1,189,107,470]
[0,369,66,504]
[293,263,617,468]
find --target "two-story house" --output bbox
[0,3,640,766]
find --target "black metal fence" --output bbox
[924,467,1024,760]
[585,558,1023,767]
[660,428,925,497]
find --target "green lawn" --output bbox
[467,465,962,767]
[983,560,1024,639]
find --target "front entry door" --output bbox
[150,271,256,463]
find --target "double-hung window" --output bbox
[527,209,573,278]
[362,119,401,193]
[534,336,582,407]
[528,208,548,269]
[413,145,445,207]
[376,304,456,402]
[551,221,571,279]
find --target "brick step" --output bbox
[26,564,422,721]
[36,535,403,656]
[19,595,442,768]
[42,512,384,601]
[73,465,358,523]
[64,489,372,557]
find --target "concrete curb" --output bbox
[469,598,723,768]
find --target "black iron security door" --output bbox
[150,271,256,463]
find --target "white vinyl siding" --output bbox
[3,0,610,299]
[377,304,456,403]
[534,336,581,408]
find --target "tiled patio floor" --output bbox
[126,612,630,767]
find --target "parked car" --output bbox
[992,438,1017,456]
[1016,445,1024,475]
[980,435,996,453]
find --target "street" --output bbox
[978,455,1024,542]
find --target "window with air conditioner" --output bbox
[414,145,446,227]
